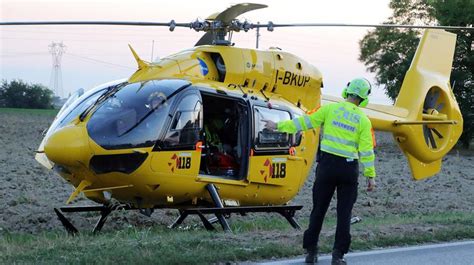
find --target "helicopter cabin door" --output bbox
[248,105,303,189]
[197,93,249,181]
[150,90,203,179]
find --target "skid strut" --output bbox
[54,208,79,235]
[168,183,229,231]
[93,204,118,233]
[206,184,231,232]
[54,204,125,235]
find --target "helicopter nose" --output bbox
[44,125,91,166]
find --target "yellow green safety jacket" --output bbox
[277,101,376,178]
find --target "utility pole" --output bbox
[256,22,260,49]
[49,42,66,98]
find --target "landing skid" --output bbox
[168,205,303,231]
[54,204,303,235]
[53,184,303,234]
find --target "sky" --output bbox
[1,0,394,104]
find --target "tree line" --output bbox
[0,79,54,109]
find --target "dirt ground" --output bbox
[0,111,473,233]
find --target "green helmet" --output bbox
[342,78,372,107]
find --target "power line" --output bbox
[0,52,47,58]
[65,53,135,69]
[0,49,137,69]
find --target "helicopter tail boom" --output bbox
[389,29,462,180]
[370,29,462,180]
[323,29,463,180]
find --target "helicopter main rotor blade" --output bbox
[253,23,474,31]
[195,32,214,46]
[214,3,267,24]
[2,21,472,32]
[0,21,191,30]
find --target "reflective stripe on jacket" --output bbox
[277,101,376,178]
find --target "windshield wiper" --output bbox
[79,83,123,121]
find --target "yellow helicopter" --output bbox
[2,3,468,233]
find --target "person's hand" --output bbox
[262,120,277,131]
[367,178,376,192]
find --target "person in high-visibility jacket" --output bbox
[265,78,376,265]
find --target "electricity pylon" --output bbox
[49,42,66,98]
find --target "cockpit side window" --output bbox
[254,106,291,150]
[162,93,202,149]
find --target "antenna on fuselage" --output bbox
[256,22,260,49]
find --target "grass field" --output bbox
[0,107,58,116]
[1,212,473,264]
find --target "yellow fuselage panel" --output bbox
[76,103,319,206]
[129,46,323,111]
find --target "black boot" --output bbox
[304,246,318,264]
[331,249,346,265]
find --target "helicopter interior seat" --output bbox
[200,95,241,179]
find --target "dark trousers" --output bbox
[303,152,359,254]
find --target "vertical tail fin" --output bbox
[390,29,463,180]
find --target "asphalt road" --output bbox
[258,241,474,265]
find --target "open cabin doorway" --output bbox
[199,93,249,180]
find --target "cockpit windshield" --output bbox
[87,79,190,150]
[43,79,126,140]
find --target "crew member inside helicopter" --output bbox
[146,91,167,111]
[201,98,240,178]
